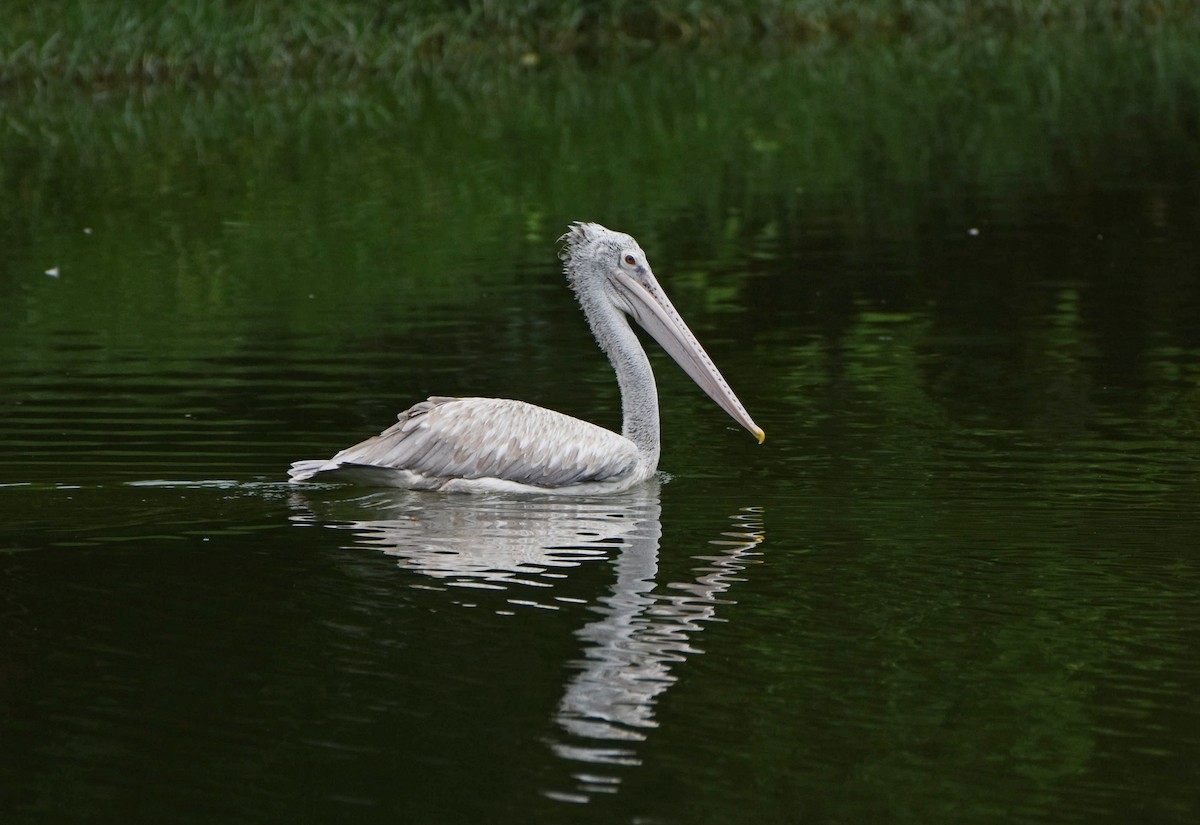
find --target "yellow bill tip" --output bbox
[753,427,766,444]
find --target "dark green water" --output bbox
[3,42,1200,824]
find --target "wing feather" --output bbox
[289,397,639,488]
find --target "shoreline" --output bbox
[2,1,1198,92]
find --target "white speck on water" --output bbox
[967,227,980,236]
[83,227,93,234]
[45,267,60,277]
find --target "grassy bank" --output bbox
[1,1,1198,90]
[3,26,1197,286]
[2,5,1198,335]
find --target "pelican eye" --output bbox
[623,254,637,266]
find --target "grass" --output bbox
[3,25,1197,274]
[1,1,1198,91]
[2,3,1197,331]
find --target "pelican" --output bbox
[288,222,763,494]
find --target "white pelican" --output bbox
[288,222,763,494]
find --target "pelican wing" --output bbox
[289,397,639,488]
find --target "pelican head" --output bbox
[559,222,765,444]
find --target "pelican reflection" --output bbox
[287,484,763,802]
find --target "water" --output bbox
[3,53,1200,823]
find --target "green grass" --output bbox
[3,24,1197,283]
[1,1,1198,90]
[2,4,1198,334]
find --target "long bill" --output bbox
[622,271,766,443]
